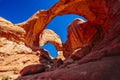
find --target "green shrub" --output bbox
[1,76,9,80]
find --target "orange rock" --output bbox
[39,29,65,60]
[17,56,120,80]
[20,64,46,76]
[39,29,63,51]
[17,0,120,79]
[16,0,108,50]
[0,17,26,42]
[0,17,42,79]
[63,18,101,58]
[13,0,109,68]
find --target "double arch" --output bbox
[16,0,107,58]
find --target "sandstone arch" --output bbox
[16,0,108,50]
[39,29,63,51]
[39,29,65,59]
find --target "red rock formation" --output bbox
[0,17,52,79]
[63,19,99,58]
[17,0,120,80]
[20,64,46,76]
[39,29,63,51]
[17,56,120,80]
[14,0,109,61]
[77,0,120,64]
[39,29,65,60]
[0,17,25,42]
[16,0,108,50]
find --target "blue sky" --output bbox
[0,0,85,57]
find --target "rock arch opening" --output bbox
[40,14,87,58]
[41,43,57,58]
[46,14,87,42]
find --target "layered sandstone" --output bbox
[0,17,52,79]
[39,29,63,50]
[0,17,63,79]
[63,18,99,58]
[39,29,65,60]
[0,17,40,79]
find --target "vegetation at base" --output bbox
[1,76,9,80]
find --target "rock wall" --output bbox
[0,17,40,79]
[18,56,120,80]
[63,18,98,58]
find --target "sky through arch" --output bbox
[42,14,86,58]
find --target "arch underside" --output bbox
[16,0,108,59]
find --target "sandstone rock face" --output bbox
[0,17,53,79]
[20,64,46,76]
[0,17,41,79]
[17,56,120,80]
[39,29,63,51]
[14,0,108,60]
[39,29,65,60]
[77,0,120,64]
[63,19,99,58]
[17,0,120,80]
[0,17,25,42]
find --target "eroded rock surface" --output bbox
[0,17,41,79]
[39,29,65,60]
[63,18,99,58]
[39,29,63,51]
[17,56,120,80]
[0,17,52,79]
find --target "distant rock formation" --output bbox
[39,29,65,60]
[39,29,63,51]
